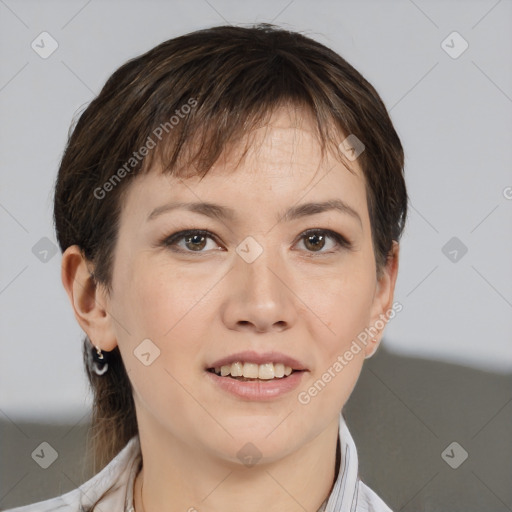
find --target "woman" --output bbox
[7,23,406,512]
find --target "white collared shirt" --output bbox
[5,412,392,512]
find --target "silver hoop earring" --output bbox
[90,344,109,375]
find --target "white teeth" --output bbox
[274,363,285,378]
[243,363,259,378]
[212,362,295,379]
[230,361,243,377]
[258,363,274,380]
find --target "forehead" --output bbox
[121,107,367,223]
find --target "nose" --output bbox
[221,246,298,334]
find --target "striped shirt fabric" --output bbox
[4,412,392,512]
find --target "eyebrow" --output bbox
[147,199,362,228]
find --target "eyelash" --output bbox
[159,228,353,256]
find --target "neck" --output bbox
[133,416,340,512]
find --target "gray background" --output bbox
[1,0,511,510]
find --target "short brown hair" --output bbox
[53,23,407,490]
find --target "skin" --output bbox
[62,106,399,512]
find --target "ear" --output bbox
[364,241,400,359]
[60,245,118,352]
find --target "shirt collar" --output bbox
[124,412,359,512]
[323,411,360,512]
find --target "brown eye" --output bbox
[303,232,328,252]
[162,229,221,254]
[183,233,208,251]
[297,229,352,254]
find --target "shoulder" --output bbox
[1,490,84,512]
[2,436,141,512]
[354,479,393,512]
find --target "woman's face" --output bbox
[101,107,397,463]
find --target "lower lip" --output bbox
[205,370,307,401]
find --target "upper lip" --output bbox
[207,350,308,371]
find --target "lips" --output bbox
[206,350,308,372]
[206,368,306,400]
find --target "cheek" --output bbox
[295,303,370,414]
[302,259,375,345]
[115,259,207,335]
[113,260,217,376]
[113,262,211,416]
[294,259,374,408]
